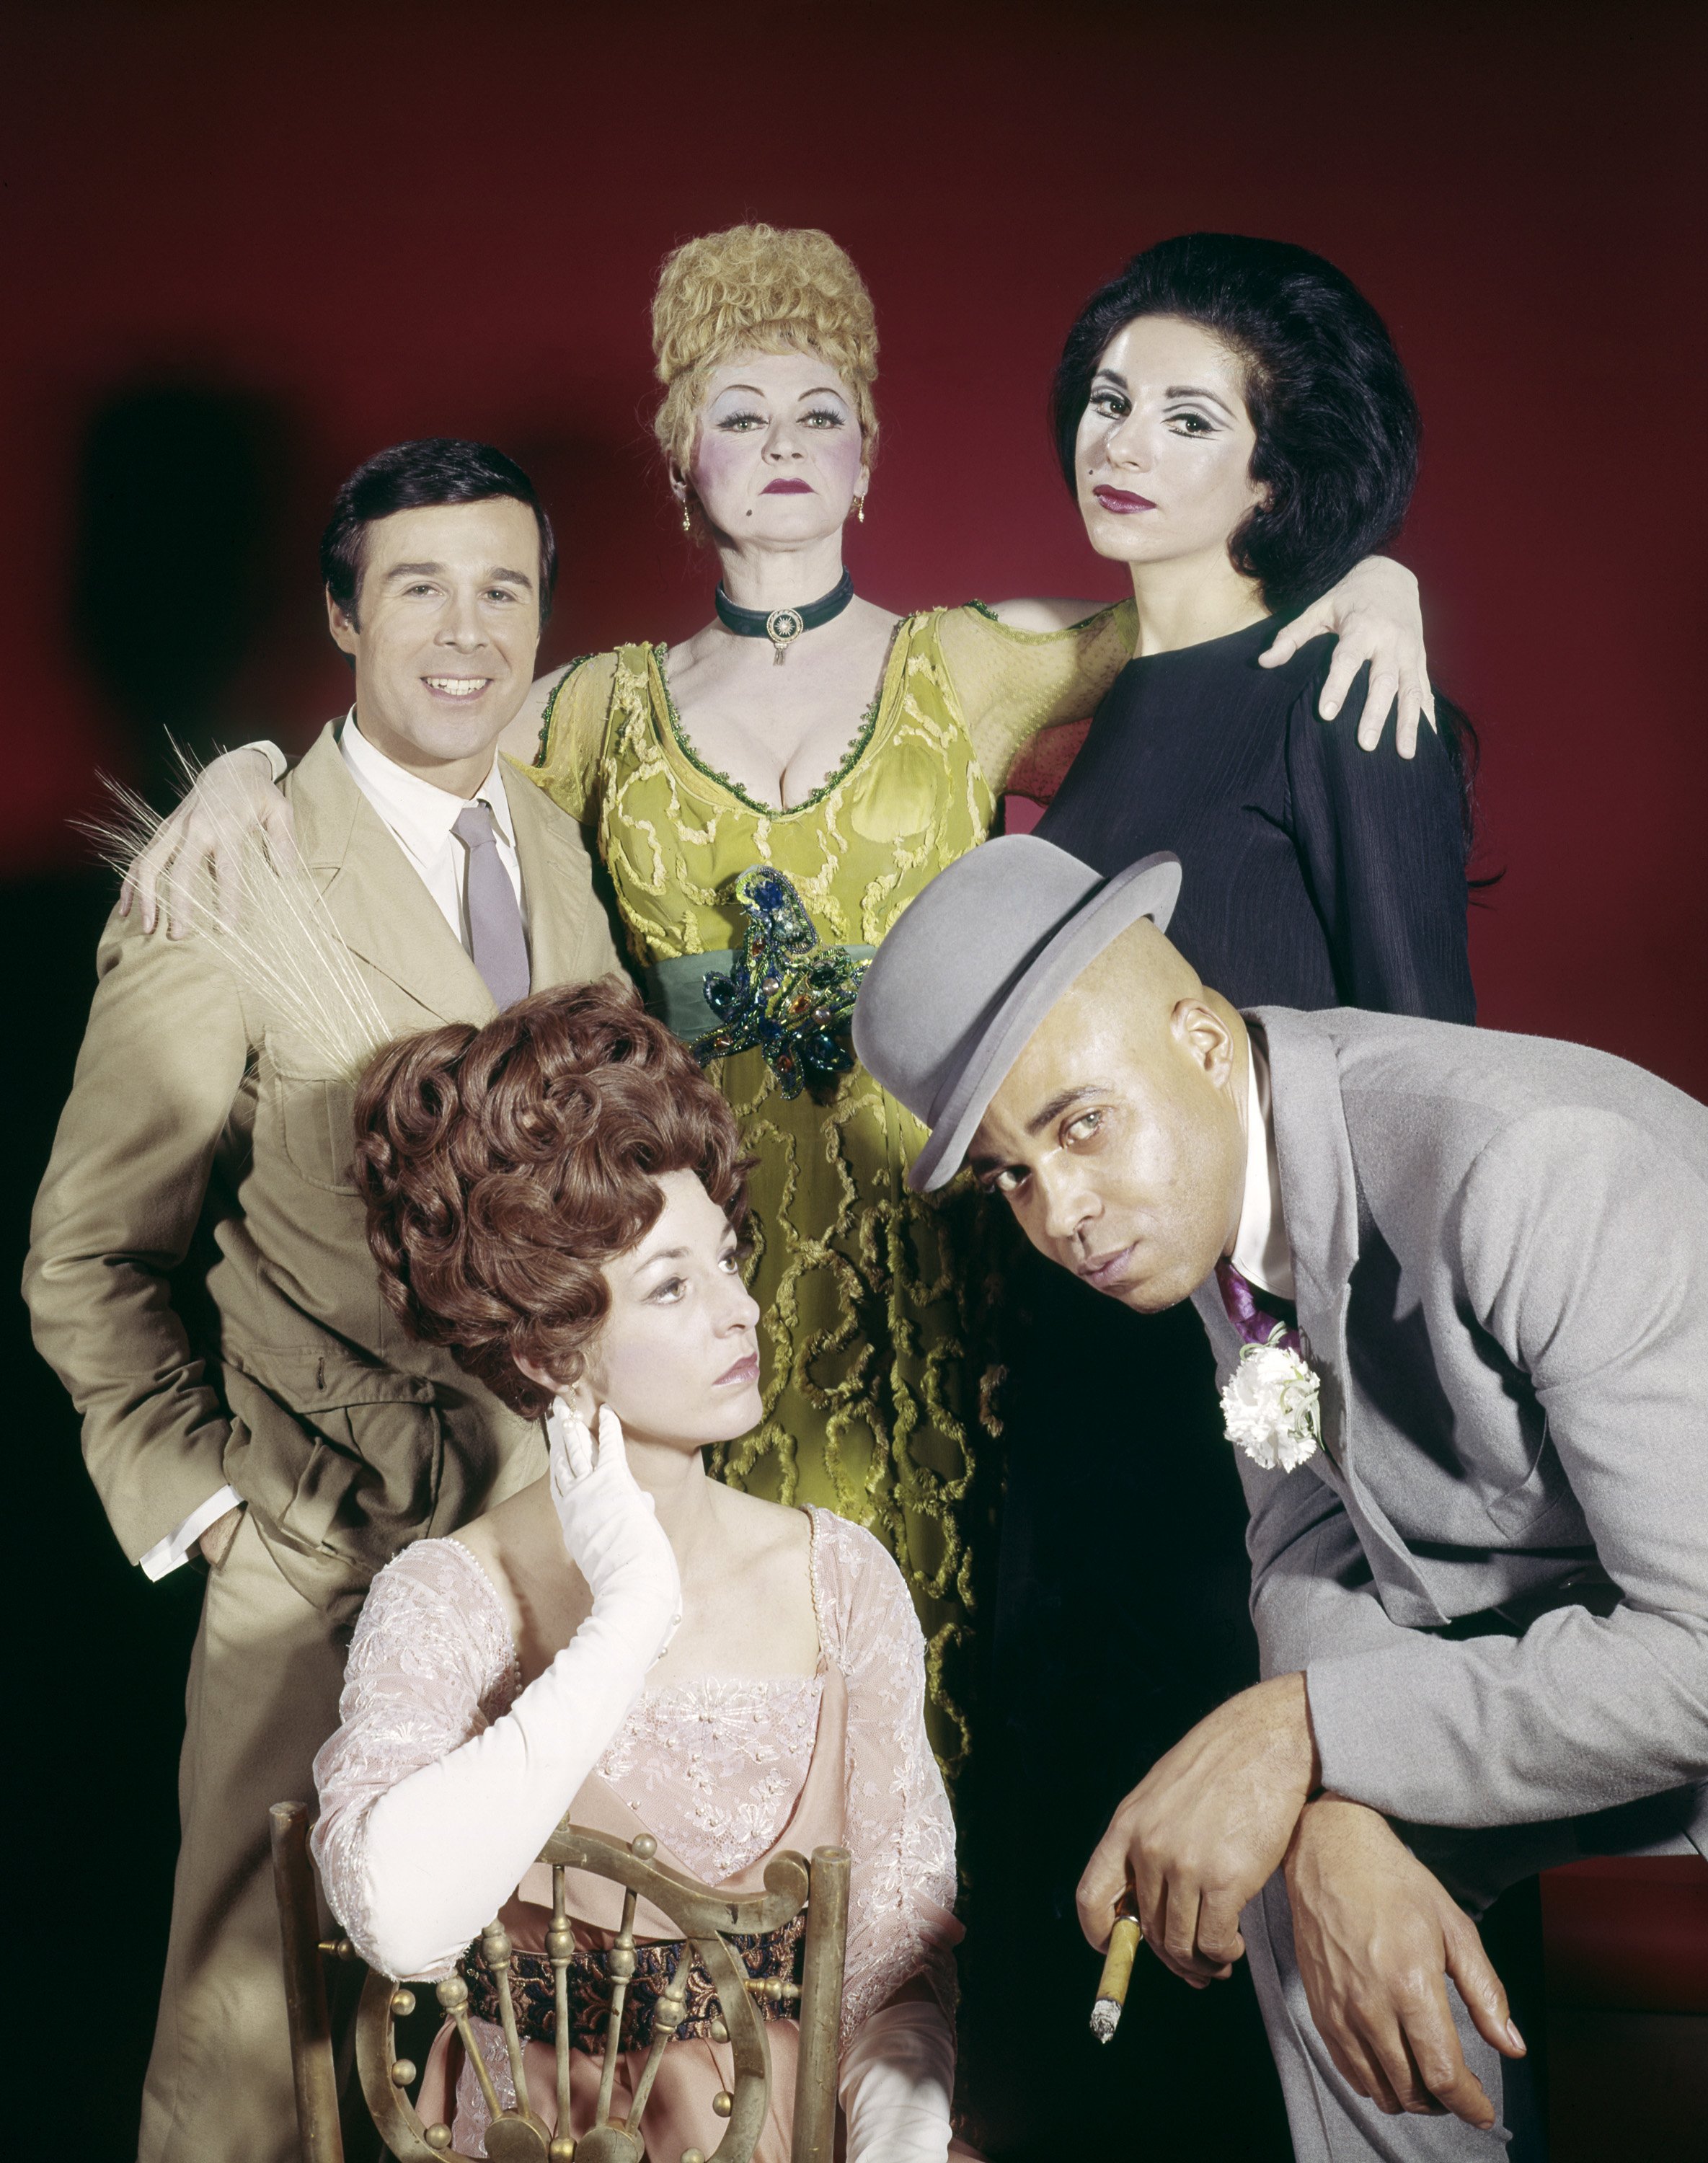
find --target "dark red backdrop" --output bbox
[6,12,1706,2153]
[6,0,1706,1085]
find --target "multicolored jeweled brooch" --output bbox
[690,865,872,1098]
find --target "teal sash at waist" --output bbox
[645,945,877,1045]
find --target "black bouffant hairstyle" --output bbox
[1051,232,1418,616]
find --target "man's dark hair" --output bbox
[1051,233,1419,616]
[319,438,557,626]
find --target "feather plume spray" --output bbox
[83,743,392,1082]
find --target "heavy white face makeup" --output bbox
[1074,314,1266,579]
[575,1170,763,1449]
[682,348,868,547]
[327,497,543,795]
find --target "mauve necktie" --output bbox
[452,801,531,1009]
[1215,1258,1302,1355]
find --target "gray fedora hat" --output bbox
[852,837,1181,1193]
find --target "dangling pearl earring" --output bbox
[680,499,692,534]
[855,497,867,525]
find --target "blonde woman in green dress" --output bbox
[125,224,1434,1769]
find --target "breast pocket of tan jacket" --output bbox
[264,1037,363,1195]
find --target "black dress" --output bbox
[1037,616,1474,1017]
[960,622,1476,2162]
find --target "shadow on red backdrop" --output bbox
[5,5,1706,2159]
[6,0,1706,1084]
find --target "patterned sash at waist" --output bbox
[459,1910,805,2054]
[645,867,875,1097]
[645,943,877,1048]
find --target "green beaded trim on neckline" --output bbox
[963,597,1123,637]
[533,654,596,767]
[650,619,908,821]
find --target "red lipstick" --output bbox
[714,1350,760,1386]
[1092,485,1156,514]
[761,479,813,495]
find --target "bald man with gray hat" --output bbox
[852,834,1708,2163]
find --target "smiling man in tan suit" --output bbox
[26,440,621,2163]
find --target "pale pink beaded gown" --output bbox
[312,1508,965,2160]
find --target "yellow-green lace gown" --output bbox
[521,601,1134,1771]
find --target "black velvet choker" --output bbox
[714,569,854,663]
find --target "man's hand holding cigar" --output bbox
[1075,1670,1526,2128]
[1078,1672,1318,1987]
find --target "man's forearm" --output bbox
[1078,1672,1320,1981]
[27,1248,239,1560]
[1306,1608,1708,1828]
[1244,1475,1707,1827]
[25,908,249,1559]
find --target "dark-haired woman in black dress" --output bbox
[963,236,1526,2163]
[1040,234,1474,1019]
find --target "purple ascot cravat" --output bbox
[1216,1259,1302,1355]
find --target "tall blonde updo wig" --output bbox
[651,223,880,481]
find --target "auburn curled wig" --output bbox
[353,982,750,1422]
[650,221,880,482]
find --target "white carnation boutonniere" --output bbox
[1220,1327,1322,1473]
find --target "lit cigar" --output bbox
[1089,1911,1144,2044]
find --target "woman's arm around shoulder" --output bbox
[947,557,1434,799]
[1260,555,1435,753]
[120,740,299,938]
[936,598,1136,795]
[503,651,621,825]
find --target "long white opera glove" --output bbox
[348,1402,681,1978]
[838,2000,956,2163]
[547,1399,683,1660]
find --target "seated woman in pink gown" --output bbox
[311,981,966,2162]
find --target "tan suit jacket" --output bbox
[26,724,622,1607]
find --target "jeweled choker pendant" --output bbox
[714,570,855,664]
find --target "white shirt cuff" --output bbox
[141,1485,243,1581]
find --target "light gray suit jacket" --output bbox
[1190,1006,1708,1856]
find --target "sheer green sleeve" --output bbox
[508,650,619,824]
[934,600,1136,794]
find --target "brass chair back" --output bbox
[271,1800,849,2163]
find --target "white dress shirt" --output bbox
[141,714,526,1580]
[1231,1037,1296,1303]
[337,710,523,938]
